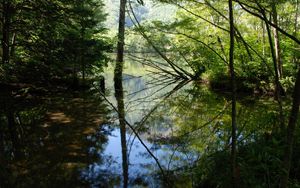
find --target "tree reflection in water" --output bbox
[0,62,281,187]
[81,61,200,187]
[81,61,280,187]
[114,63,129,188]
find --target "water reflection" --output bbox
[80,62,199,187]
[114,63,129,188]
[81,61,280,187]
[0,87,110,187]
[0,61,281,187]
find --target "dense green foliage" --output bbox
[0,0,111,85]
[127,0,300,92]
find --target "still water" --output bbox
[0,60,278,187]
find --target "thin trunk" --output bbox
[81,48,85,84]
[280,3,300,186]
[72,61,78,88]
[264,12,285,130]
[0,124,5,188]
[7,111,20,159]
[10,32,16,58]
[237,0,300,45]
[114,73,129,188]
[229,1,238,187]
[217,36,228,63]
[262,20,266,57]
[280,68,300,188]
[217,35,230,76]
[272,2,283,78]
[2,0,10,64]
[293,0,299,69]
[115,0,126,85]
[80,15,85,84]
[116,0,127,69]
[115,0,128,187]
[81,40,85,84]
[0,123,4,162]
[82,64,85,83]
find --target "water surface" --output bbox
[0,60,279,187]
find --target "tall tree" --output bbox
[258,2,285,129]
[271,1,283,79]
[114,0,128,187]
[116,0,127,70]
[280,69,300,187]
[229,0,238,187]
[114,72,129,188]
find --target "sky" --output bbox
[103,0,177,29]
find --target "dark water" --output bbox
[0,61,279,187]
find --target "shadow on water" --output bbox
[0,87,111,187]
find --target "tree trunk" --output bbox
[264,12,285,130]
[72,60,78,88]
[81,24,85,85]
[114,75,128,188]
[229,0,238,187]
[0,125,4,163]
[10,32,16,58]
[82,64,85,84]
[280,68,300,188]
[2,0,11,64]
[115,0,128,187]
[293,0,299,70]
[115,0,127,69]
[262,20,266,57]
[272,2,283,78]
[7,111,21,159]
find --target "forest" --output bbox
[0,0,300,187]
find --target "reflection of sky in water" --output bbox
[81,61,198,187]
[82,125,198,187]
[102,62,177,125]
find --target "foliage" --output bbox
[0,0,112,85]
[126,0,299,90]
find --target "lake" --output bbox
[0,59,280,187]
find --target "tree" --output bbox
[271,0,283,79]
[0,0,110,84]
[114,0,128,187]
[228,0,238,187]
